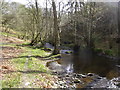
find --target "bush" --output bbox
[104,49,113,56]
[94,48,103,53]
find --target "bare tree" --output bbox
[118,1,120,56]
[52,0,60,54]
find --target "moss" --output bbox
[65,51,73,54]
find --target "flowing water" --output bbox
[60,48,120,79]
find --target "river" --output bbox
[60,48,120,79]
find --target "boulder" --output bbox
[44,43,54,50]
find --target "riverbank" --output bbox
[1,34,60,88]
[47,60,120,88]
[1,34,120,89]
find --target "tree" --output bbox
[118,1,120,57]
[52,0,60,54]
[22,0,46,45]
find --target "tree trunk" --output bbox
[52,0,60,54]
[86,2,95,49]
[118,1,120,57]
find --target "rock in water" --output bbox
[74,79,81,83]
[86,77,119,88]
[44,43,54,49]
[66,64,73,74]
[87,73,94,77]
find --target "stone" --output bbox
[44,43,54,49]
[25,82,30,86]
[97,77,102,80]
[76,74,82,78]
[65,74,70,77]
[87,73,94,77]
[81,74,87,78]
[73,84,76,88]
[116,83,120,87]
[74,79,81,83]
[59,81,64,84]
[66,80,71,84]
[60,50,73,54]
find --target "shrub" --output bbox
[94,48,103,53]
[104,49,113,56]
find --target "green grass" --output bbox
[0,44,17,47]
[1,29,56,88]
[2,72,21,88]
[24,47,50,57]
[12,45,51,70]
[43,54,61,60]
[27,57,50,73]
[0,27,24,38]
[1,31,18,38]
[2,42,52,88]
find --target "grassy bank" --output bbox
[2,39,58,88]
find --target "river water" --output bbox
[60,48,120,79]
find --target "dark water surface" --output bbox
[61,48,119,79]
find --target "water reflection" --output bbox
[61,48,119,79]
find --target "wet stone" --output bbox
[52,71,57,75]
[66,80,72,84]
[65,74,70,77]
[58,76,63,78]
[72,73,77,76]
[81,74,87,78]
[87,73,94,77]
[97,76,102,80]
[116,83,120,87]
[76,74,82,78]
[74,79,81,83]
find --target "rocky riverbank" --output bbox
[44,44,120,88]
[47,61,120,88]
[53,72,120,88]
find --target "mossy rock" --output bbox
[43,48,53,52]
[53,54,61,58]
[65,51,73,54]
